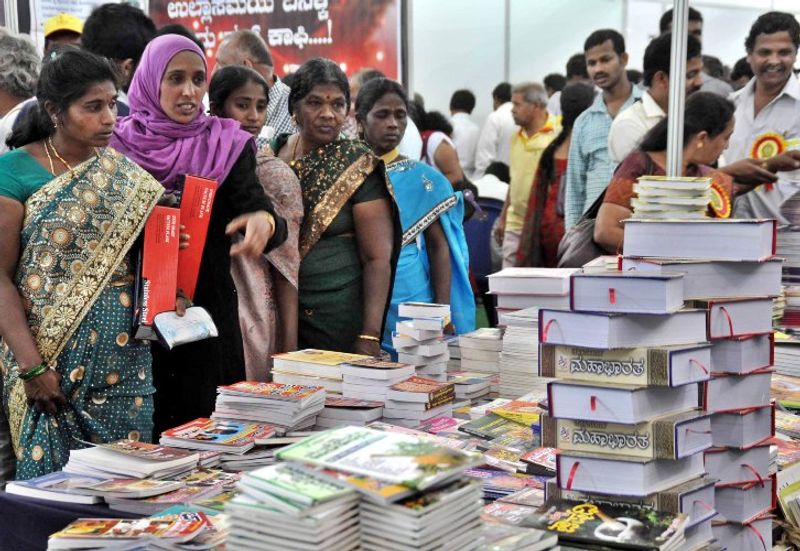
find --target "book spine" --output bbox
[545,416,659,459]
[135,206,180,335]
[539,345,667,386]
[177,176,217,300]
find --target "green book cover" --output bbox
[244,463,351,505]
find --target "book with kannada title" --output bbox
[216,381,325,405]
[523,498,688,550]
[540,410,712,460]
[539,343,712,387]
[159,417,274,453]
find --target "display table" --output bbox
[0,491,143,551]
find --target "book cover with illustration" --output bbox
[95,439,196,462]
[490,400,544,425]
[772,374,800,410]
[346,358,414,370]
[459,413,533,442]
[276,425,481,490]
[389,375,455,402]
[324,397,384,409]
[524,498,687,550]
[217,381,325,402]
[48,512,209,545]
[244,463,352,504]
[160,418,273,448]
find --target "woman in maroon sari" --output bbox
[516,83,595,267]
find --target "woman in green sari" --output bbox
[0,48,163,480]
[273,58,400,356]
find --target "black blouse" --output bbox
[151,146,287,435]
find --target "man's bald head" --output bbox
[215,30,274,85]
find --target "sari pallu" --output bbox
[1,149,162,480]
[382,159,476,355]
[277,136,401,353]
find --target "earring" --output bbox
[697,142,704,149]
[291,114,298,126]
[52,118,58,129]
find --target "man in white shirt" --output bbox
[474,82,517,178]
[608,32,703,164]
[547,54,591,118]
[449,89,480,178]
[728,12,800,221]
[0,31,38,155]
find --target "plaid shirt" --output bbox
[564,86,641,229]
[267,76,295,136]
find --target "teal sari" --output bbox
[0,148,163,480]
[382,158,476,355]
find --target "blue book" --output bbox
[5,471,106,504]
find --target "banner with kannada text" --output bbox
[148,0,401,79]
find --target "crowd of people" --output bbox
[0,4,798,483]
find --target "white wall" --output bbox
[410,0,800,129]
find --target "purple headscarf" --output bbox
[111,35,253,190]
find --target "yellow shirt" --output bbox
[505,114,560,231]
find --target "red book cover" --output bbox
[135,206,179,339]
[177,175,217,300]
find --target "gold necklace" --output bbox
[289,134,304,169]
[43,140,56,174]
[47,137,75,177]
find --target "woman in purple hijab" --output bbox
[111,35,287,435]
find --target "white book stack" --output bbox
[446,335,462,371]
[339,358,416,403]
[458,328,503,379]
[393,302,451,382]
[543,242,721,547]
[623,218,780,550]
[497,307,550,399]
[271,349,371,395]
[630,175,712,220]
[775,196,800,326]
[487,267,576,316]
[775,341,800,376]
[212,381,327,431]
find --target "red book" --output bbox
[134,206,180,339]
[177,175,217,300]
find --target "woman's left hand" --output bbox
[226,211,275,257]
[353,338,382,357]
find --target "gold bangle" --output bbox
[357,334,380,342]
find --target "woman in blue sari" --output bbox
[355,78,475,354]
[0,48,163,480]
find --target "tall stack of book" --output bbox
[487,268,576,317]
[458,328,503,377]
[271,349,370,394]
[498,307,550,399]
[383,375,455,427]
[621,218,780,550]
[393,302,451,381]
[540,244,717,549]
[630,175,712,219]
[212,381,326,431]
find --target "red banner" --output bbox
[148,0,401,79]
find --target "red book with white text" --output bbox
[177,175,217,300]
[134,206,180,340]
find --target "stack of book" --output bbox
[275,425,484,549]
[630,175,712,219]
[622,218,780,550]
[63,440,200,480]
[458,328,503,376]
[393,302,451,381]
[446,335,462,371]
[315,397,384,428]
[340,357,415,402]
[498,307,551,399]
[775,337,800,376]
[226,463,360,550]
[383,375,455,427]
[540,236,719,549]
[271,349,370,394]
[487,268,575,316]
[446,371,491,403]
[212,381,326,431]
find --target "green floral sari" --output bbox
[0,148,162,480]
